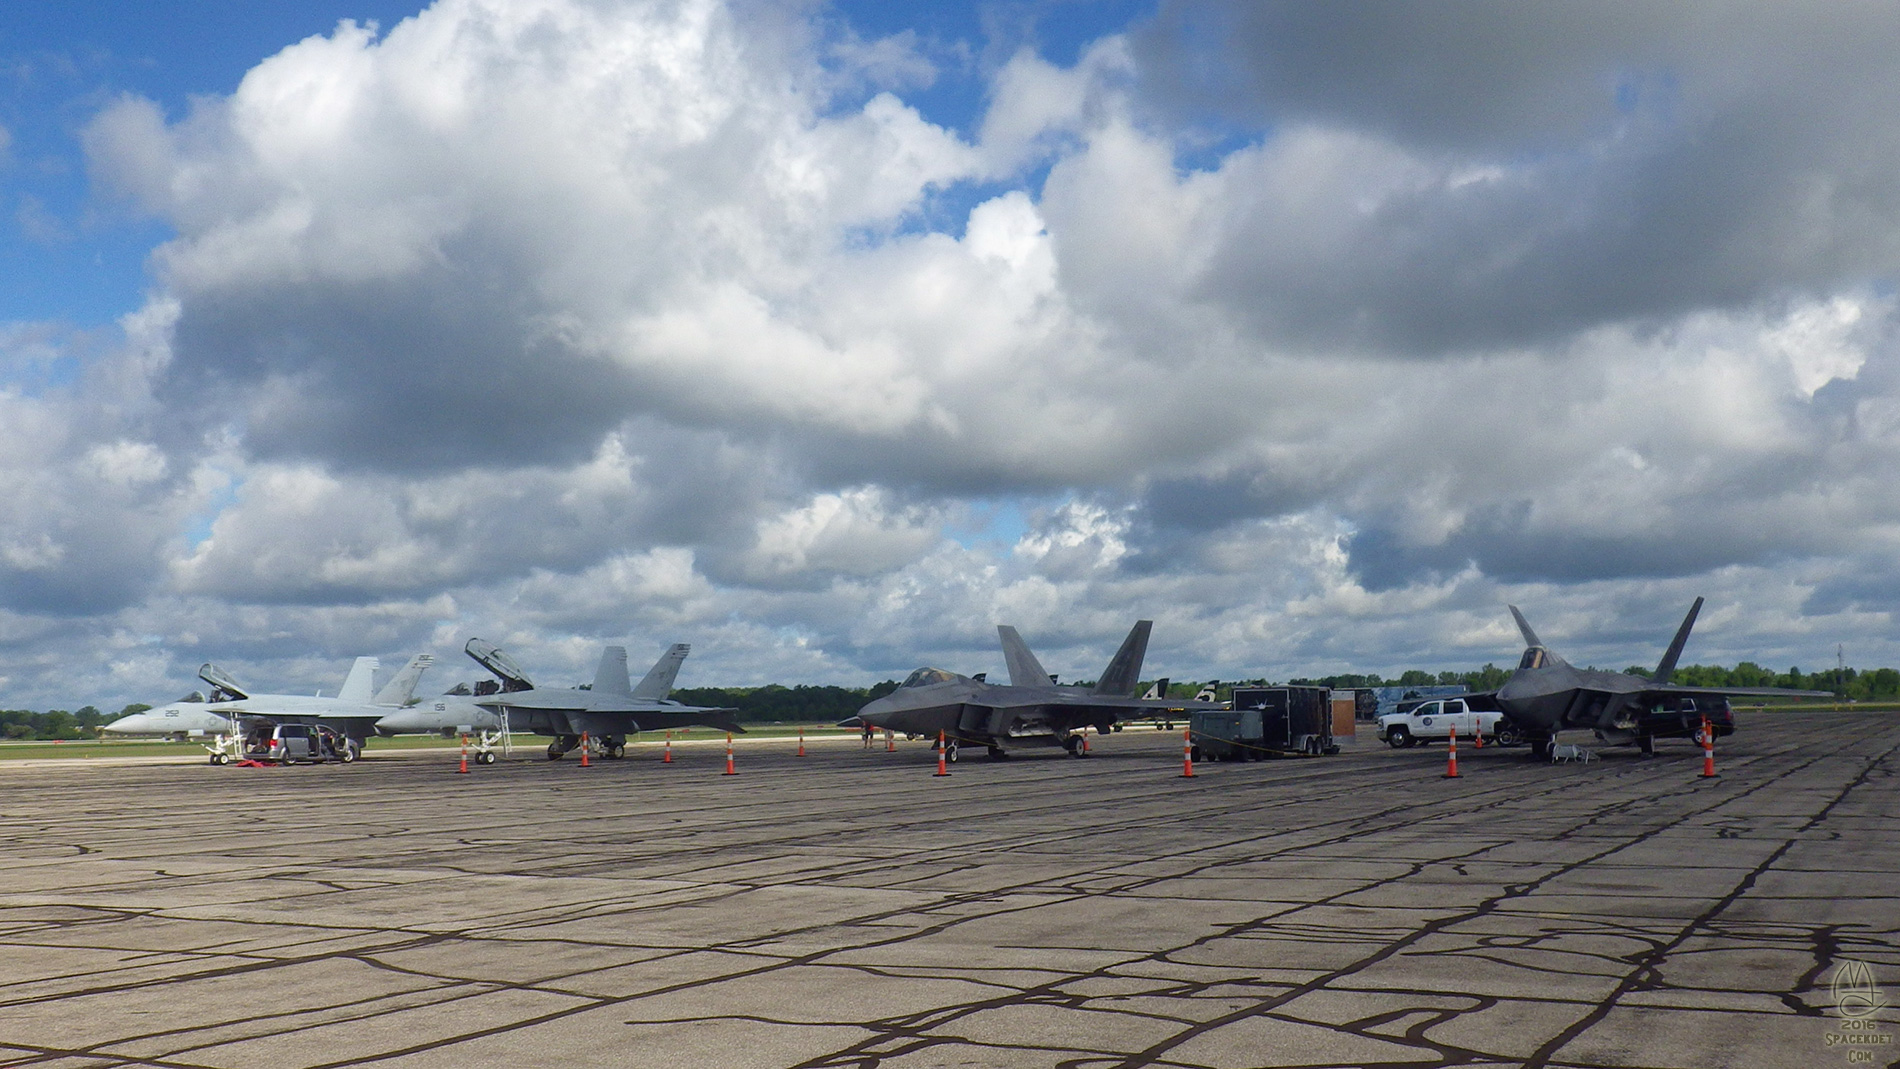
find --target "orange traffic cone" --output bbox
[934,731,950,777]
[797,727,806,758]
[1443,725,1461,778]
[886,730,895,753]
[457,733,469,775]
[580,732,591,767]
[1473,721,1484,749]
[1699,716,1718,778]
[1081,729,1090,755]
[663,730,673,764]
[1181,727,1195,778]
[723,733,737,776]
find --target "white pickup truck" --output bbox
[1376,698,1517,748]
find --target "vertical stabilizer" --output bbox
[998,626,1053,688]
[373,654,434,706]
[1508,606,1542,649]
[337,657,380,703]
[1092,620,1152,696]
[593,647,633,696]
[1653,597,1704,685]
[632,643,691,699]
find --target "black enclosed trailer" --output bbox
[1191,685,1337,760]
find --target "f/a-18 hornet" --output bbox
[1479,597,1831,759]
[436,638,743,760]
[853,620,1217,760]
[105,655,432,748]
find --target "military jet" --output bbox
[853,620,1219,760]
[448,639,744,760]
[1484,598,1832,759]
[104,655,433,748]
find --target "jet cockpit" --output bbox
[901,667,961,688]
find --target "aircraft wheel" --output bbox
[209,753,227,765]
[1385,727,1412,749]
[478,751,496,765]
[1494,724,1521,747]
[1528,735,1554,762]
[1190,745,1203,763]
[986,746,1008,760]
[608,744,625,759]
[546,744,564,760]
[340,745,357,764]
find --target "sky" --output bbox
[3,0,1898,708]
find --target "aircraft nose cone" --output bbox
[104,714,150,734]
[377,710,422,732]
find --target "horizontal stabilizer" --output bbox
[632,643,690,699]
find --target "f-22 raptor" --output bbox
[854,620,1218,760]
[1484,597,1832,759]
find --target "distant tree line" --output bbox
[1,705,145,741]
[670,682,901,725]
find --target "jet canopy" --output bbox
[178,690,207,703]
[1519,646,1557,671]
[900,667,960,688]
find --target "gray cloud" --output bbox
[1127,1,1900,353]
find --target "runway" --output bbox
[0,711,1895,1068]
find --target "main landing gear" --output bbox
[548,734,628,760]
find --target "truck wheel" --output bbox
[1386,727,1411,749]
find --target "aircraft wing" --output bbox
[618,705,746,734]
[969,694,1223,719]
[1643,684,1836,701]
